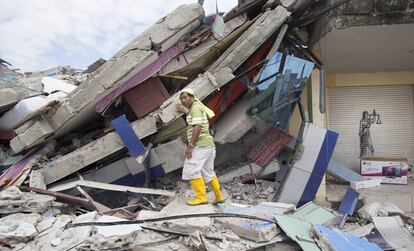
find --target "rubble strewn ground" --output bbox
[1,0,414,250]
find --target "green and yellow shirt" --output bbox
[186,102,215,147]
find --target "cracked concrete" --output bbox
[42,116,157,185]
[10,4,204,154]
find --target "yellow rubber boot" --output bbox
[210,176,226,204]
[187,177,208,206]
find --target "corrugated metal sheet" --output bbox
[247,127,293,167]
[328,85,414,171]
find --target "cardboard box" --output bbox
[360,157,409,185]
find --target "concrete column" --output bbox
[311,69,328,203]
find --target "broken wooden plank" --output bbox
[48,180,176,197]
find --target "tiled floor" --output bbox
[326,177,414,213]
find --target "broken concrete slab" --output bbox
[95,42,186,114]
[19,212,96,251]
[0,92,66,131]
[158,67,235,124]
[41,76,76,94]
[29,170,46,189]
[358,202,389,222]
[86,221,141,251]
[151,138,186,174]
[10,116,54,154]
[0,186,54,214]
[53,156,164,188]
[42,116,156,185]
[218,159,280,184]
[0,216,38,246]
[0,86,43,113]
[159,15,249,76]
[348,223,375,238]
[351,179,382,190]
[10,4,204,153]
[152,197,217,231]
[95,215,142,238]
[153,117,187,144]
[372,216,414,251]
[216,202,291,242]
[209,6,290,73]
[49,180,176,197]
[214,98,257,144]
[327,159,364,183]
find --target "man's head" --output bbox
[180,91,194,108]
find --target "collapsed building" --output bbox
[0,0,414,250]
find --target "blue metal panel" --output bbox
[111,115,145,157]
[314,224,382,251]
[327,160,364,182]
[312,130,339,178]
[112,165,165,186]
[338,187,359,216]
[298,130,338,207]
[298,175,323,207]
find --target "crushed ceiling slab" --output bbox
[9,4,204,154]
[42,116,157,185]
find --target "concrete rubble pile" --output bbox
[0,0,412,250]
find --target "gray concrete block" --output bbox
[218,160,280,184]
[0,86,42,111]
[214,98,256,144]
[388,193,413,213]
[0,187,54,214]
[350,179,381,190]
[29,170,46,190]
[208,6,290,72]
[328,159,364,182]
[11,4,204,152]
[152,138,186,174]
[10,117,54,153]
[158,68,234,124]
[42,116,157,185]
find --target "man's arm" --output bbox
[186,125,201,159]
[189,125,201,147]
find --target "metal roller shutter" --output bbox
[328,85,414,171]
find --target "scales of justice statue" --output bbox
[359,109,381,157]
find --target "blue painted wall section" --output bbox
[111,115,145,157]
[338,187,359,216]
[298,129,339,207]
[314,224,382,251]
[112,165,166,186]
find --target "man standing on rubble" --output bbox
[176,88,225,206]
